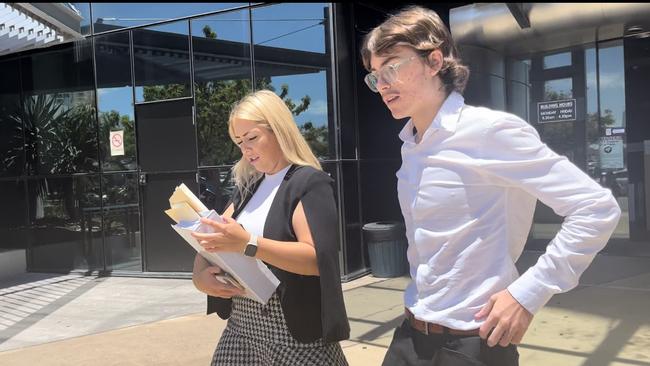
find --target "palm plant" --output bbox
[3,94,98,221]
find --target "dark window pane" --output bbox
[135,98,197,172]
[28,175,103,271]
[102,173,142,271]
[321,161,346,277]
[360,160,402,224]
[192,9,251,166]
[95,32,137,171]
[19,40,98,175]
[321,161,339,204]
[0,179,28,250]
[0,58,23,177]
[141,172,197,272]
[199,167,235,212]
[252,3,335,160]
[133,21,192,103]
[341,161,365,275]
[20,40,95,94]
[95,31,131,87]
[91,3,246,33]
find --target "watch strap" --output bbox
[244,234,258,257]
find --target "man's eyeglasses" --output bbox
[364,55,421,93]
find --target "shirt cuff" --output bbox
[507,269,556,314]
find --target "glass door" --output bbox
[135,98,198,272]
[523,41,631,250]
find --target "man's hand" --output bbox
[475,289,533,347]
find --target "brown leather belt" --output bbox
[405,308,480,336]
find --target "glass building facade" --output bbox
[0,3,365,277]
[1,3,649,280]
[451,3,650,257]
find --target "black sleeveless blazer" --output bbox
[207,164,350,343]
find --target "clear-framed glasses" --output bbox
[364,55,419,93]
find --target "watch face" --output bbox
[244,243,258,257]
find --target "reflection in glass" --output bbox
[525,43,629,242]
[252,3,334,160]
[543,52,571,69]
[17,93,99,175]
[539,78,575,163]
[199,167,235,212]
[95,31,137,171]
[0,58,23,177]
[17,40,98,176]
[585,47,600,179]
[135,98,197,172]
[544,78,573,100]
[192,9,251,166]
[596,40,628,239]
[28,175,103,271]
[507,81,529,121]
[102,173,142,271]
[341,161,363,274]
[598,41,626,128]
[133,21,192,103]
[506,58,530,121]
[71,3,92,35]
[0,180,28,250]
[91,3,246,33]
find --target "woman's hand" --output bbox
[191,217,250,254]
[193,264,245,299]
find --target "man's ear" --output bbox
[428,50,443,75]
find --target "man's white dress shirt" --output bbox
[397,91,621,330]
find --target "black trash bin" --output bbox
[363,221,408,278]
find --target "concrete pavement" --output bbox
[1,251,650,365]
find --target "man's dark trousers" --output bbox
[382,319,519,366]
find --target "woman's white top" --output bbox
[237,165,291,237]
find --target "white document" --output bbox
[171,210,280,304]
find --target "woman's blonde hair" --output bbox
[360,5,469,95]
[228,90,322,196]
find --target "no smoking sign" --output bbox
[110,130,125,156]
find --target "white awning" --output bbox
[0,2,84,57]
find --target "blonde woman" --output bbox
[191,90,349,365]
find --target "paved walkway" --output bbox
[1,252,650,365]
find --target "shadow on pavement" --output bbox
[0,273,102,347]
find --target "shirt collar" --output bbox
[398,91,465,144]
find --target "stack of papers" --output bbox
[165,184,280,304]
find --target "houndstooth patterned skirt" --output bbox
[211,293,348,366]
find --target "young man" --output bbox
[360,5,621,366]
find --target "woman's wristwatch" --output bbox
[243,234,258,257]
